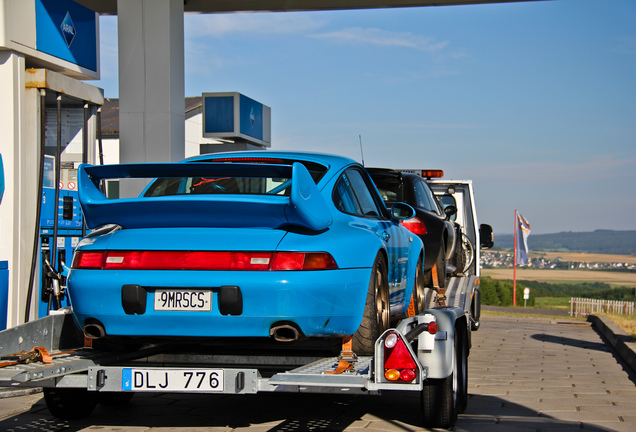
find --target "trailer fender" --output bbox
[416,307,465,379]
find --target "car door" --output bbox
[333,167,411,312]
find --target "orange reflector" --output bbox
[385,369,401,381]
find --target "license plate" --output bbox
[122,368,224,392]
[154,289,212,311]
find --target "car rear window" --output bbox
[143,158,328,197]
[370,175,403,205]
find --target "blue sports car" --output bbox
[68,151,425,354]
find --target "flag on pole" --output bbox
[515,212,531,265]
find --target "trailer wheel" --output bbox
[421,330,463,428]
[352,253,390,355]
[43,387,98,420]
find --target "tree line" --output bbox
[480,277,636,307]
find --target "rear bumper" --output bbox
[68,268,370,338]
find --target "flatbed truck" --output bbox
[0,176,491,429]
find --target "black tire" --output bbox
[43,387,98,420]
[457,328,469,414]
[421,380,437,426]
[422,246,447,289]
[352,253,390,356]
[435,243,447,289]
[453,227,465,276]
[421,330,462,428]
[98,391,135,406]
[413,256,426,315]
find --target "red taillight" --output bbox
[384,332,418,382]
[400,217,427,235]
[271,252,338,271]
[72,251,106,269]
[72,251,337,271]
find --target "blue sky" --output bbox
[90,0,636,235]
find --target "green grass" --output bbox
[482,310,584,321]
[533,297,571,310]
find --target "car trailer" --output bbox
[1,175,489,429]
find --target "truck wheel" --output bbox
[457,328,469,414]
[352,253,390,356]
[43,387,98,420]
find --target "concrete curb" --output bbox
[587,314,636,374]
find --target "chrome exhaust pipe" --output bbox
[270,324,301,342]
[84,323,106,339]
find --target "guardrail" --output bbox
[570,297,636,317]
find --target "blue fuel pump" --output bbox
[38,158,83,318]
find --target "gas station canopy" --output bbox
[74,0,533,15]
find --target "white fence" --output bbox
[570,297,636,317]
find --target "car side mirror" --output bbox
[444,205,457,220]
[479,224,494,249]
[391,202,416,221]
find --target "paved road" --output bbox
[1,315,635,432]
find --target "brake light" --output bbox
[401,217,427,235]
[383,331,418,382]
[208,157,285,164]
[72,251,338,271]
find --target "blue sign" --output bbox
[60,12,76,48]
[35,0,97,71]
[204,96,234,134]
[239,94,264,141]
[202,93,270,146]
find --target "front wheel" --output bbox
[352,253,390,355]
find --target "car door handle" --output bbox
[382,232,390,241]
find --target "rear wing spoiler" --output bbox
[78,162,332,232]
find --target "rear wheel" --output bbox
[413,256,427,315]
[434,244,447,288]
[352,253,390,355]
[457,328,469,414]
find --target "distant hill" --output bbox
[493,230,636,256]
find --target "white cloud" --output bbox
[184,12,326,38]
[312,27,448,52]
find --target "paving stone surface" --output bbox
[0,315,635,431]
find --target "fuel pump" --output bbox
[24,90,97,320]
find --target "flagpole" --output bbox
[513,210,518,306]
